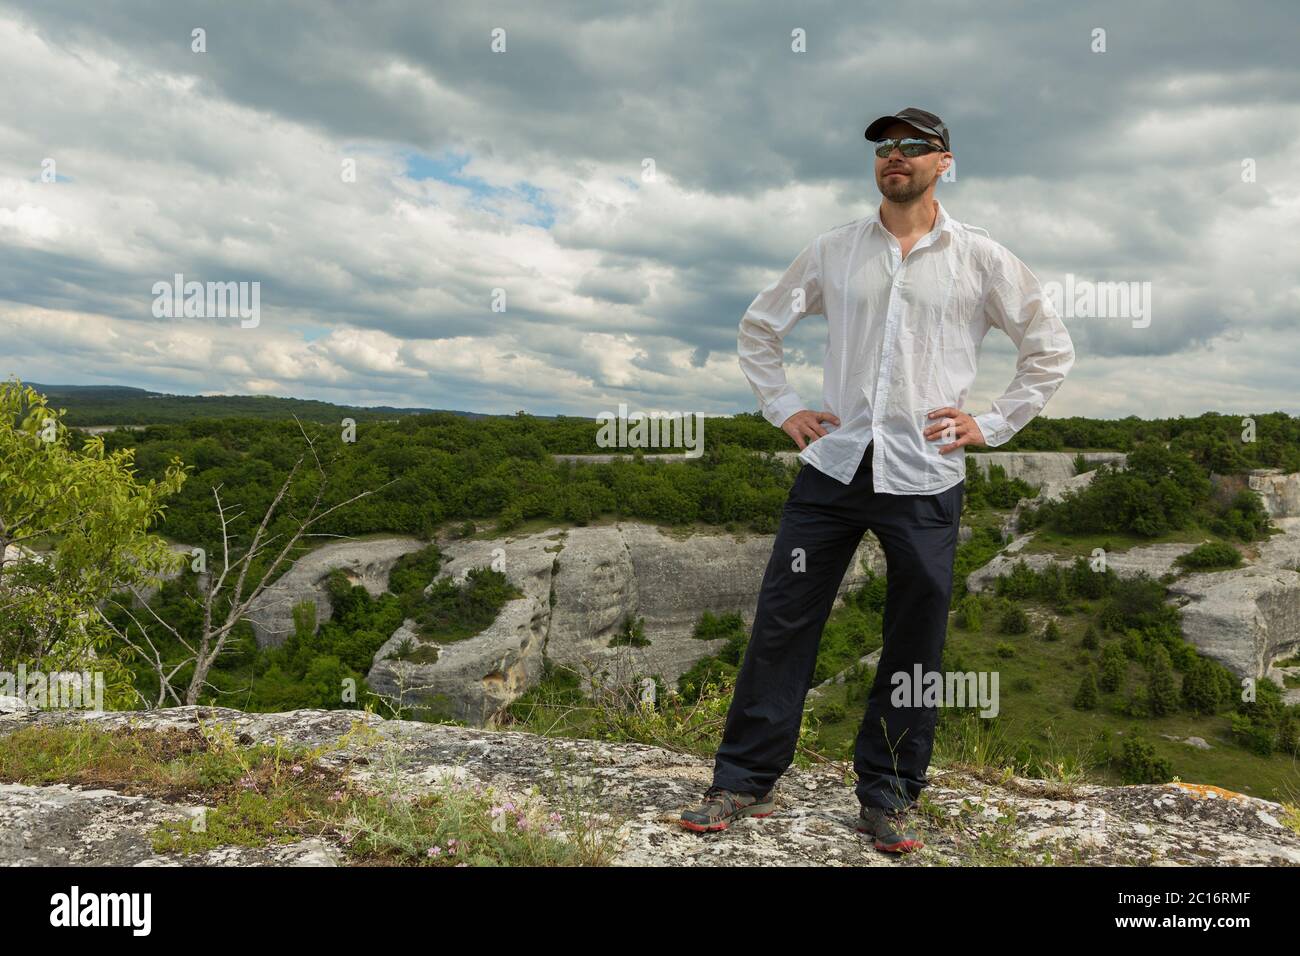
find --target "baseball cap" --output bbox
[864,107,950,152]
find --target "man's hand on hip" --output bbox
[780,409,840,451]
[924,407,986,453]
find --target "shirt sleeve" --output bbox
[737,237,824,428]
[972,246,1075,448]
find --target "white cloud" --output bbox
[0,3,1297,425]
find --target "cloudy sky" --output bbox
[1,0,1297,421]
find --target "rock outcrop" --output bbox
[1258,517,1300,572]
[1168,566,1300,687]
[1160,474,1300,699]
[966,451,1127,487]
[245,537,427,647]
[366,523,884,726]
[1247,469,1300,519]
[962,467,1300,703]
[965,534,1199,594]
[2,705,1297,867]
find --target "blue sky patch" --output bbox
[403,150,555,228]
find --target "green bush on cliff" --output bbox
[1176,541,1243,571]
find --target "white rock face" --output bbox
[366,530,560,725]
[966,539,1198,593]
[1248,470,1300,518]
[966,451,1127,487]
[1158,475,1300,700]
[1257,517,1300,571]
[366,523,885,725]
[245,537,428,646]
[1168,566,1300,684]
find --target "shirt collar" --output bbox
[864,199,955,238]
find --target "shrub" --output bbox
[1074,667,1099,710]
[1146,645,1180,717]
[1175,541,1243,572]
[1181,658,1224,715]
[1116,735,1172,784]
[957,594,984,631]
[1081,623,1100,650]
[998,604,1030,635]
[1099,643,1127,693]
[608,615,650,648]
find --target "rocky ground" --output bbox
[2,705,1297,867]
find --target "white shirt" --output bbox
[737,199,1076,494]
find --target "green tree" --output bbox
[0,380,188,705]
[998,604,1029,635]
[1074,667,1099,710]
[1081,623,1100,650]
[1146,644,1179,717]
[1099,643,1126,693]
[1180,657,1221,715]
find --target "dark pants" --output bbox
[711,442,964,811]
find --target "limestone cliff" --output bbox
[365,523,883,725]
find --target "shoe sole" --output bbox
[678,800,776,833]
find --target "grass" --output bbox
[1019,527,1210,559]
[502,658,737,757]
[805,593,1300,803]
[0,718,625,865]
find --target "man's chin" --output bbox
[880,182,926,202]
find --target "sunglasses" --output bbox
[872,137,945,158]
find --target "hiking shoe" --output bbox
[856,804,925,853]
[678,785,777,832]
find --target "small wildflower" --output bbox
[426,846,442,858]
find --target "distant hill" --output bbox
[25,383,495,426]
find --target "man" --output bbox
[679,107,1075,852]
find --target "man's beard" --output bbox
[879,168,934,203]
